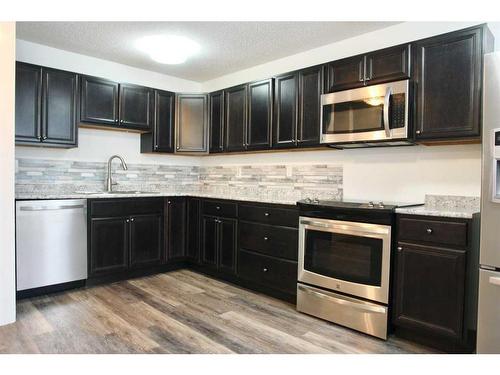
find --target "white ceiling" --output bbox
[16,22,399,82]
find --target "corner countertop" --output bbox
[395,195,480,219]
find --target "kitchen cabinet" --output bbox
[166,197,187,261]
[186,198,201,263]
[80,75,119,126]
[88,198,164,278]
[413,26,492,141]
[273,65,322,149]
[200,200,237,274]
[246,79,273,151]
[140,89,176,153]
[209,91,225,153]
[129,214,163,268]
[15,62,78,148]
[80,75,154,132]
[118,83,154,130]
[90,217,130,276]
[175,94,208,153]
[393,214,480,353]
[224,84,247,152]
[325,44,410,92]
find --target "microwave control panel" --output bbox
[390,93,406,129]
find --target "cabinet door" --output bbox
[414,27,483,140]
[166,197,187,261]
[15,62,42,144]
[201,215,219,269]
[247,79,272,151]
[175,94,208,153]
[298,66,322,146]
[154,90,175,152]
[365,44,410,85]
[209,91,225,153]
[186,198,201,263]
[326,56,365,92]
[393,243,466,340]
[224,84,247,152]
[273,72,298,149]
[119,83,154,130]
[129,214,163,268]
[218,217,237,274]
[90,217,129,276]
[41,68,78,147]
[80,75,119,125]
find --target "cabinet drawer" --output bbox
[239,222,298,261]
[238,204,298,227]
[238,249,298,295]
[90,197,164,218]
[202,200,237,218]
[398,217,468,248]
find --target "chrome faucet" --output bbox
[106,155,128,192]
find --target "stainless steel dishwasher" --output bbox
[16,199,88,292]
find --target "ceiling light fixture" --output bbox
[135,35,200,65]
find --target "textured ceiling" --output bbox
[16,22,399,82]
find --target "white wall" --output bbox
[0,22,16,326]
[15,40,201,165]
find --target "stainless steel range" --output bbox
[296,199,420,339]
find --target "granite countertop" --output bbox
[14,191,303,206]
[395,195,480,219]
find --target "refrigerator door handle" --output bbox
[489,276,500,286]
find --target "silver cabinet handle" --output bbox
[126,219,130,223]
[130,218,135,222]
[416,130,421,135]
[262,268,268,272]
[263,237,269,241]
[19,204,85,211]
[397,246,403,252]
[426,228,433,234]
[383,86,392,138]
[489,277,500,286]
[264,212,270,217]
[216,206,221,210]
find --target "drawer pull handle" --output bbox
[262,268,268,272]
[426,228,433,234]
[216,206,221,210]
[397,246,403,252]
[264,212,270,217]
[263,236,269,241]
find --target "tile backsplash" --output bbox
[15,158,343,203]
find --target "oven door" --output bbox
[320,79,409,144]
[298,216,391,304]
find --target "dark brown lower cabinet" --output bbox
[186,198,201,262]
[165,197,187,261]
[90,217,129,276]
[392,214,479,353]
[130,214,163,268]
[200,214,237,274]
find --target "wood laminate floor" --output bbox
[0,270,437,354]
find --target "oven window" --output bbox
[304,229,383,286]
[323,97,384,134]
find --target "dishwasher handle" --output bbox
[19,204,86,211]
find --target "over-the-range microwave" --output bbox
[320,79,412,148]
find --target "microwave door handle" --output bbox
[383,87,392,137]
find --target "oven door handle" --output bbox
[300,219,332,228]
[298,285,386,314]
[383,86,393,138]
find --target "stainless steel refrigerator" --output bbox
[478,52,500,353]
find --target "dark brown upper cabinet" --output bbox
[223,80,272,152]
[140,89,175,153]
[175,94,208,153]
[80,75,153,132]
[325,44,410,92]
[224,84,248,152]
[413,26,492,142]
[15,62,78,148]
[118,83,154,130]
[80,75,119,126]
[246,79,273,151]
[209,90,225,153]
[273,65,323,149]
